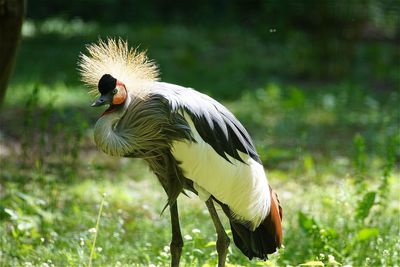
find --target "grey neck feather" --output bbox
[93,94,133,156]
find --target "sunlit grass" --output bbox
[1,152,398,266]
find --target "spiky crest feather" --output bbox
[78,38,159,97]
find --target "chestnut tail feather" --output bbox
[225,186,283,260]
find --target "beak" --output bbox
[91,93,113,107]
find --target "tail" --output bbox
[227,186,283,260]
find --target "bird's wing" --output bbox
[155,82,261,164]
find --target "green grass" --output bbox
[1,19,399,266]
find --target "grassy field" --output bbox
[1,19,399,266]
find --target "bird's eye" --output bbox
[112,88,118,94]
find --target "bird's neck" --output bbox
[93,95,132,156]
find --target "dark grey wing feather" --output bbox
[188,112,237,163]
[186,105,261,164]
[222,113,260,162]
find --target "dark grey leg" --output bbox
[170,201,183,267]
[205,198,230,267]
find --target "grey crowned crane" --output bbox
[79,39,283,267]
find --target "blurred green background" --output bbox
[1,1,399,266]
[14,0,400,97]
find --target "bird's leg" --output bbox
[169,201,183,267]
[205,198,230,267]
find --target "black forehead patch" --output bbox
[98,74,117,95]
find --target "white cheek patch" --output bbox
[172,114,270,230]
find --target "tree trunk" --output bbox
[0,0,25,106]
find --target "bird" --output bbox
[79,38,282,267]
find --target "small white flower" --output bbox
[97,247,102,252]
[192,228,201,234]
[80,238,85,246]
[184,234,192,241]
[383,249,389,256]
[88,228,97,234]
[40,237,45,242]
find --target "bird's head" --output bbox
[79,38,159,104]
[91,74,128,116]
